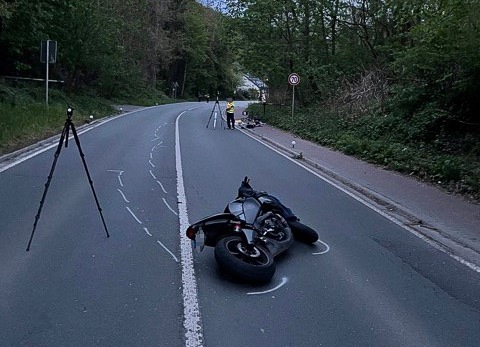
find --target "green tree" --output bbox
[393,0,480,135]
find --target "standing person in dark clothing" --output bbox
[226,98,235,129]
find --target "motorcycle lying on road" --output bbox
[186,177,319,283]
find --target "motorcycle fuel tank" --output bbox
[227,198,261,224]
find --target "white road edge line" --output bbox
[0,108,154,173]
[176,111,204,347]
[240,129,480,274]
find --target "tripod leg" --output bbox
[206,108,214,128]
[69,121,110,238]
[27,122,69,251]
[217,103,225,129]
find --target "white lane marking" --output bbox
[312,239,330,255]
[143,227,153,237]
[157,180,168,194]
[163,197,178,216]
[126,206,142,225]
[149,160,155,168]
[176,110,204,347]
[247,277,288,295]
[240,130,480,274]
[0,106,162,173]
[157,240,180,263]
[117,188,130,203]
[149,170,157,180]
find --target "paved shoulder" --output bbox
[241,123,480,271]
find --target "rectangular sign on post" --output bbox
[40,40,57,107]
[40,40,57,64]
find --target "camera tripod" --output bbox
[26,107,110,251]
[206,95,225,130]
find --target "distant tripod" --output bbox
[206,94,225,130]
[26,107,110,251]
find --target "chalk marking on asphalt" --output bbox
[149,170,157,180]
[151,145,157,152]
[157,240,180,263]
[312,239,330,255]
[117,188,130,203]
[247,277,288,295]
[240,129,480,274]
[157,180,168,194]
[143,227,153,237]
[176,110,204,347]
[163,198,178,216]
[0,106,164,173]
[126,206,142,225]
[108,170,125,187]
[150,152,153,159]
[149,160,155,168]
[151,137,160,142]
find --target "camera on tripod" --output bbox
[66,106,74,118]
[26,105,110,251]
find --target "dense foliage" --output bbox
[0,0,237,98]
[1,0,479,198]
[227,0,480,199]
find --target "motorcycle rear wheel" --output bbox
[288,220,319,244]
[214,235,276,283]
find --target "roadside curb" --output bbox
[240,125,480,272]
[0,107,148,172]
[0,121,96,171]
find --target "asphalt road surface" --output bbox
[1,102,479,347]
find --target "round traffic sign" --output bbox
[288,73,300,86]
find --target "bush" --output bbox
[247,102,480,199]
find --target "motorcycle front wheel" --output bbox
[214,236,276,283]
[288,220,319,244]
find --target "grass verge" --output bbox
[0,84,171,155]
[248,103,480,201]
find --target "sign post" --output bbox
[288,73,300,121]
[40,40,58,107]
[261,92,267,117]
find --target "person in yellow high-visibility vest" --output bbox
[226,98,235,129]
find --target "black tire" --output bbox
[288,220,319,244]
[214,235,276,283]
